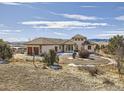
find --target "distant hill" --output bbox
[89,39,109,42]
[7,39,109,46]
[7,41,26,47]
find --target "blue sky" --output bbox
[0,2,124,42]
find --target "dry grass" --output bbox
[0,60,124,91]
[0,54,123,91]
[59,55,109,65]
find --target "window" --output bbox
[59,45,61,49]
[88,45,91,50]
[68,45,71,51]
[71,45,73,50]
[75,39,78,41]
[55,46,58,52]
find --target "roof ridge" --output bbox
[35,37,67,40]
[72,34,86,39]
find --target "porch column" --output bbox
[39,45,42,54]
[32,47,34,55]
[73,45,75,51]
[64,45,66,52]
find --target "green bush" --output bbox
[78,66,104,76]
[0,39,13,60]
[42,49,59,66]
[103,78,115,85]
[78,50,90,58]
[72,52,76,59]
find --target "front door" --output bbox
[34,47,39,55]
[28,47,32,55]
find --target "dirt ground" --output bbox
[59,54,110,65]
[0,60,124,91]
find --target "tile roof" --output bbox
[72,34,86,39]
[25,37,75,45]
[25,34,95,45]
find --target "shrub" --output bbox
[49,49,57,65]
[78,50,90,58]
[40,53,45,57]
[103,78,115,85]
[87,67,99,76]
[0,39,13,61]
[42,49,59,66]
[42,63,48,69]
[107,35,124,75]
[78,66,104,76]
[42,53,50,66]
[72,52,76,59]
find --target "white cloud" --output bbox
[0,24,5,27]
[0,32,9,35]
[0,2,36,9]
[98,33,124,38]
[0,24,9,28]
[4,37,28,42]
[106,31,124,34]
[0,30,22,35]
[14,30,22,32]
[0,30,11,32]
[50,12,102,21]
[21,21,108,29]
[115,15,124,21]
[0,2,22,5]
[80,6,98,8]
[83,26,97,29]
[62,14,98,21]
[34,16,48,20]
[98,31,124,38]
[0,2,35,5]
[53,32,68,36]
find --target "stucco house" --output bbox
[25,34,96,55]
[8,42,26,54]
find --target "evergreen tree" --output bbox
[0,39,13,60]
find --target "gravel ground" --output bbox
[59,54,110,65]
[0,61,124,91]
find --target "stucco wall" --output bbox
[84,45,96,52]
[41,45,61,53]
[26,43,95,55]
[73,41,85,50]
[27,44,75,55]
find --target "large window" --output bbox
[75,39,78,41]
[59,45,61,49]
[71,45,73,50]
